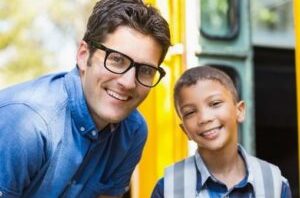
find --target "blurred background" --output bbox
[0,0,299,197]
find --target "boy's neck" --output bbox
[198,143,246,189]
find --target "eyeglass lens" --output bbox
[105,51,161,87]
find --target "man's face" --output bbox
[77,26,162,130]
[177,79,245,153]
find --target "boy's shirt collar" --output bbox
[194,144,254,191]
[194,151,211,188]
[238,144,256,188]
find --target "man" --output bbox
[0,0,170,197]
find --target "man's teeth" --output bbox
[107,90,128,101]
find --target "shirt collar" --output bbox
[64,67,118,140]
[194,144,253,190]
[237,144,255,188]
[194,151,211,188]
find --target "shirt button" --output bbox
[125,186,130,192]
[71,180,76,185]
[80,127,85,132]
[91,130,97,136]
[0,191,3,196]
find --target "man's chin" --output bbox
[104,113,130,123]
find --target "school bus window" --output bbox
[200,0,240,40]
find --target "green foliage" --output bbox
[48,0,97,36]
[0,0,49,86]
[0,0,97,87]
[258,8,279,28]
[201,0,230,36]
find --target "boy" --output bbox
[151,66,291,198]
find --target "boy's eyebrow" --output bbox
[179,103,195,111]
[206,93,223,99]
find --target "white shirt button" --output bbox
[71,180,76,185]
[91,130,97,136]
[80,127,85,132]
[125,186,130,192]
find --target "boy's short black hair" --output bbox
[83,0,171,65]
[174,66,239,116]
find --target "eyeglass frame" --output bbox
[88,40,166,88]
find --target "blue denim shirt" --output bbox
[0,67,147,198]
[151,146,292,198]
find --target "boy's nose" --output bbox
[117,67,137,90]
[197,109,213,125]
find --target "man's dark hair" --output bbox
[83,0,171,65]
[174,66,239,116]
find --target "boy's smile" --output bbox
[198,125,222,140]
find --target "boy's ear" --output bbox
[236,100,246,123]
[179,123,192,140]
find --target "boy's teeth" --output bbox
[202,130,215,136]
[200,127,220,136]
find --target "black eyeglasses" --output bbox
[90,41,166,88]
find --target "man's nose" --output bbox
[117,67,137,89]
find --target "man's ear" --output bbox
[76,40,90,71]
[179,123,192,140]
[236,100,246,123]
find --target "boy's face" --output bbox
[77,26,162,130]
[177,79,245,152]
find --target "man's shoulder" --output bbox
[1,72,68,106]
[118,109,147,139]
[0,72,67,102]
[124,109,147,127]
[0,71,70,126]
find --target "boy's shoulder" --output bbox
[245,154,282,177]
[239,145,285,180]
[248,154,280,171]
[165,155,195,170]
[164,155,197,198]
[246,154,287,198]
